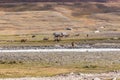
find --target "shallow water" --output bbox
[0,48,120,53]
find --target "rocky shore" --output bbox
[0,72,120,80]
[0,50,119,79]
[0,43,120,50]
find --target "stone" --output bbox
[93,77,101,80]
[112,77,117,80]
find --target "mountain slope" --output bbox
[0,0,120,3]
[0,2,119,35]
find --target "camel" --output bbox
[21,39,27,43]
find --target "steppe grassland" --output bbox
[0,2,119,35]
[0,2,119,46]
[0,52,120,78]
[0,2,119,78]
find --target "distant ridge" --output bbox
[0,0,120,3]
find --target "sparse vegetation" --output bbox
[0,2,119,35]
[0,52,120,78]
[0,2,119,79]
[0,33,119,47]
[83,65,98,69]
[0,2,119,47]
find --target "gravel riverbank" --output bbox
[0,72,120,80]
[0,51,120,65]
[0,51,120,79]
[0,43,120,50]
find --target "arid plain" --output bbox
[0,2,120,80]
[0,2,120,46]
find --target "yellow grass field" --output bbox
[0,2,119,35]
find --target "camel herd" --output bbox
[19,32,89,43]
[20,32,70,43]
[53,32,70,42]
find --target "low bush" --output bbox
[0,60,6,64]
[83,65,98,69]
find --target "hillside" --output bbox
[0,2,119,35]
[0,0,120,3]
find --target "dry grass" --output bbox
[0,2,119,35]
[0,64,72,78]
[0,2,119,46]
[0,2,119,78]
[0,31,119,47]
[0,62,120,78]
[0,52,120,78]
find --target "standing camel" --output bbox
[21,39,27,43]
